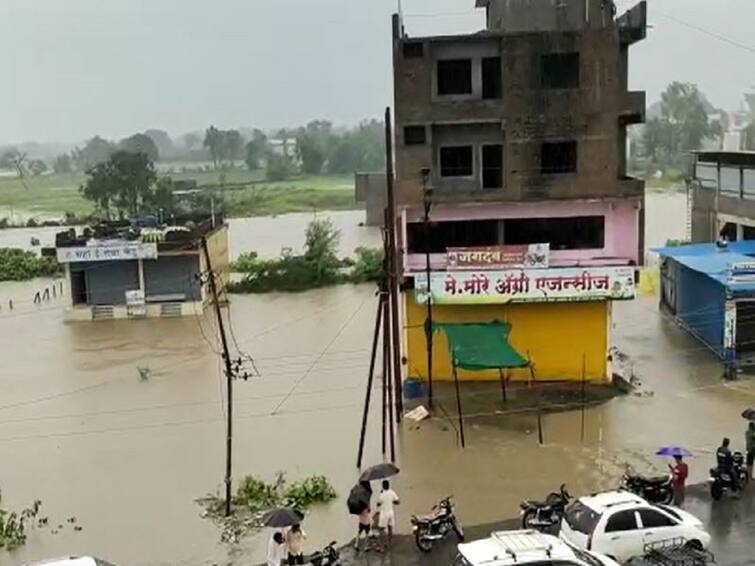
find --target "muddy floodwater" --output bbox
[2,195,753,566]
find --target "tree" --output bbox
[28,159,47,176]
[304,218,342,285]
[76,136,115,169]
[204,126,223,169]
[265,151,297,181]
[245,129,268,171]
[297,121,333,175]
[120,133,160,162]
[326,119,384,174]
[144,129,175,160]
[642,83,716,170]
[225,129,243,162]
[148,176,176,215]
[53,153,73,174]
[81,151,157,218]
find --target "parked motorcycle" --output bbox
[621,472,674,504]
[710,451,749,500]
[520,484,571,532]
[310,541,341,566]
[411,496,464,552]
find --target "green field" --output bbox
[0,168,356,220]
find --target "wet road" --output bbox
[2,198,755,565]
[338,484,755,566]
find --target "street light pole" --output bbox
[421,168,434,410]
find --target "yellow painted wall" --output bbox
[404,294,609,382]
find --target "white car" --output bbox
[454,529,621,566]
[559,491,711,564]
[22,558,115,566]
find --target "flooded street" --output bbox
[2,194,753,566]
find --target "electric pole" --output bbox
[201,237,235,517]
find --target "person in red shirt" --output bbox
[670,455,689,506]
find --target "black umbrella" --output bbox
[262,507,304,528]
[359,463,400,482]
[347,484,371,515]
[742,408,755,421]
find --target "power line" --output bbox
[652,9,755,55]
[271,296,369,414]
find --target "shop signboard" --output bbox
[447,243,549,270]
[724,301,736,349]
[126,289,146,317]
[415,266,636,305]
[57,243,158,263]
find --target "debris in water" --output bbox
[137,366,152,381]
[405,405,430,422]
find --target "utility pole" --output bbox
[201,237,235,517]
[384,107,404,422]
[421,168,434,410]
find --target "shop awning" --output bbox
[433,321,529,371]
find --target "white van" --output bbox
[454,529,620,566]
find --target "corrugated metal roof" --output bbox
[655,241,755,294]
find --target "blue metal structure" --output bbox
[656,241,755,368]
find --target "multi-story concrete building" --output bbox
[393,0,647,382]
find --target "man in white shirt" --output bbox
[377,480,400,547]
[267,531,285,566]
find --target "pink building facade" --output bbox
[402,197,642,273]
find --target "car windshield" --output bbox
[565,500,600,535]
[452,553,473,566]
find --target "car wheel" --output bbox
[684,539,703,551]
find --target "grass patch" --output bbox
[0,169,355,219]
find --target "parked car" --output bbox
[22,558,115,566]
[453,529,620,566]
[559,491,711,564]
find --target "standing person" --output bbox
[746,422,755,479]
[266,531,285,566]
[377,480,400,548]
[669,455,689,506]
[286,523,306,565]
[356,506,372,552]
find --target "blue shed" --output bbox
[656,241,755,367]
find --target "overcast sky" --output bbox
[1,0,754,145]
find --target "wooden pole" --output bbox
[201,237,235,517]
[528,362,543,446]
[384,109,404,423]
[452,364,466,448]
[357,297,384,468]
[384,292,396,462]
[498,369,507,407]
[381,302,388,458]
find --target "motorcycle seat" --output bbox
[524,499,549,508]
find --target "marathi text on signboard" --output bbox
[447,243,549,270]
[56,243,158,263]
[414,266,636,305]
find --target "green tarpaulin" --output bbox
[433,321,529,371]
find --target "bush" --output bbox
[349,247,383,283]
[0,248,62,281]
[234,473,336,512]
[0,493,41,551]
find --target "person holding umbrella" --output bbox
[261,508,304,565]
[656,446,691,506]
[286,523,307,565]
[670,455,689,506]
